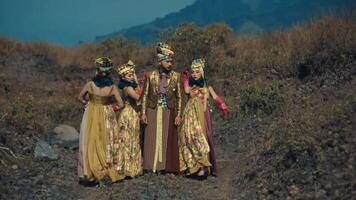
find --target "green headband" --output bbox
[95,57,113,71]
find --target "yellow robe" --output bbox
[78,94,124,182]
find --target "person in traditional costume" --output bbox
[179,58,229,177]
[140,42,183,173]
[114,60,143,179]
[77,57,124,184]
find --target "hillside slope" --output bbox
[97,0,356,43]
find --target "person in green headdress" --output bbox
[77,57,124,184]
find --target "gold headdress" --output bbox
[190,58,206,78]
[95,57,113,72]
[117,60,135,77]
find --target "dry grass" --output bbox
[0,14,354,135]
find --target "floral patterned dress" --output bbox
[179,86,212,175]
[114,88,143,178]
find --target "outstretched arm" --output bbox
[208,86,229,117]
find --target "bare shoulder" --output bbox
[85,81,93,87]
[82,81,93,90]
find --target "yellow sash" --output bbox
[153,106,163,172]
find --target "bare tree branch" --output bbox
[0,159,6,166]
[0,145,23,159]
[0,113,7,122]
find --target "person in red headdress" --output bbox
[179,58,229,178]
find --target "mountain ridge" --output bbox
[96,0,355,44]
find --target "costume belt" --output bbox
[157,94,168,108]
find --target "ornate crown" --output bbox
[117,60,135,77]
[191,58,205,70]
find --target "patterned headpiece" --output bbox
[117,60,135,77]
[191,58,206,78]
[95,57,113,72]
[157,42,174,61]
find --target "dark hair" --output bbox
[92,75,113,88]
[189,76,207,88]
[118,78,138,89]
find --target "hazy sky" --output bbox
[0,0,195,45]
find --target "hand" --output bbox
[112,104,120,111]
[214,96,229,117]
[182,70,189,80]
[141,114,148,124]
[80,99,88,107]
[220,103,229,117]
[139,72,147,85]
[136,87,143,97]
[174,116,182,126]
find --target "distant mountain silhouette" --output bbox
[96,0,356,44]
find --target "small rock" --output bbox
[51,124,79,149]
[53,124,79,141]
[11,165,18,170]
[289,185,300,196]
[34,140,59,160]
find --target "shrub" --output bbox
[239,83,285,117]
[168,23,233,70]
[1,95,40,132]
